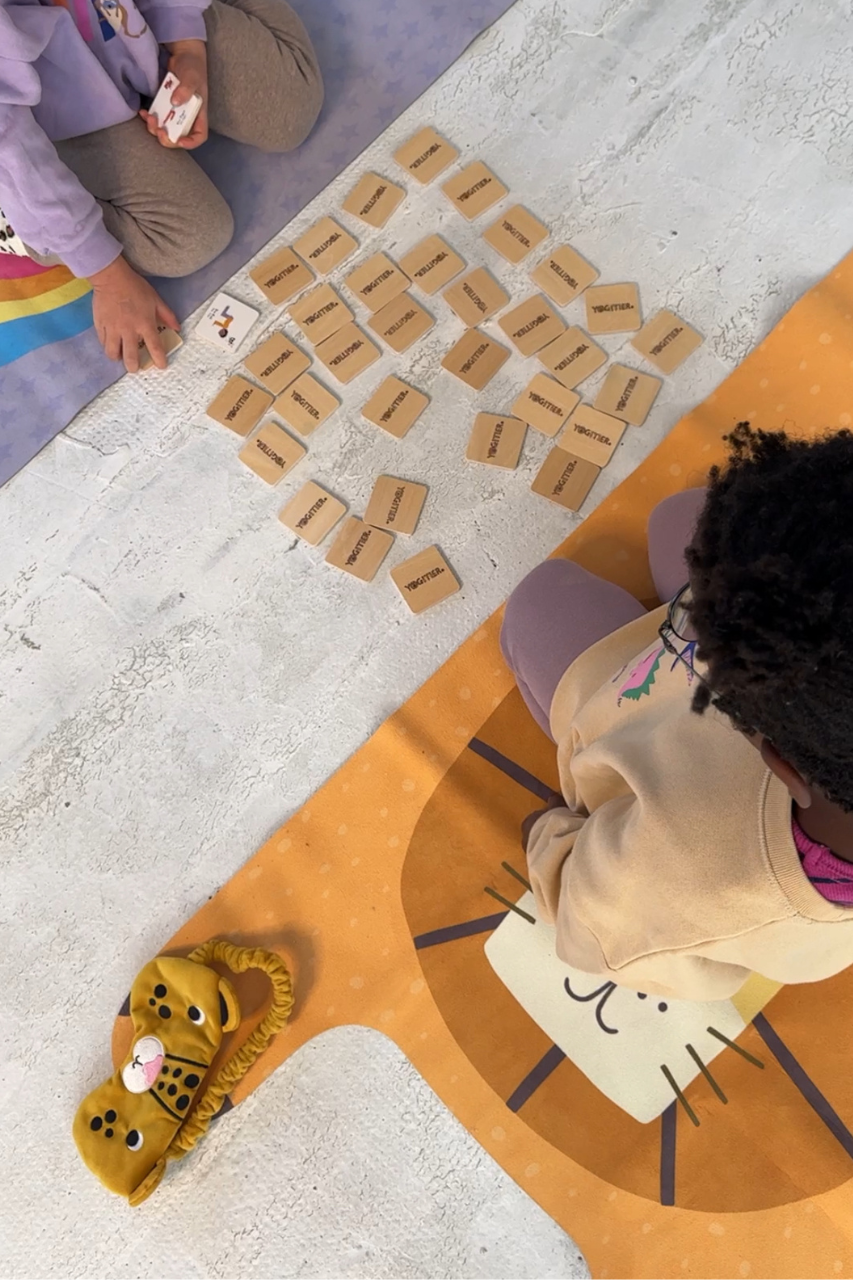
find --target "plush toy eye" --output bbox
[125,1129,144,1151]
[187,1005,205,1025]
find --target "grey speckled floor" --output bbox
[3,1,853,1276]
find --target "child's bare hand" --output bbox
[521,793,566,850]
[90,256,179,373]
[141,39,209,150]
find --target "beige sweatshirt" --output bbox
[527,605,853,1001]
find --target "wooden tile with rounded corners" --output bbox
[512,373,580,436]
[206,376,272,436]
[594,363,662,425]
[325,516,393,581]
[393,127,459,184]
[238,418,306,484]
[539,326,607,389]
[249,246,314,306]
[274,372,339,436]
[364,475,427,535]
[558,404,626,468]
[585,282,642,334]
[631,309,704,373]
[368,293,434,353]
[288,282,353,344]
[314,322,381,385]
[466,413,526,469]
[400,235,465,296]
[498,294,566,356]
[279,480,347,546]
[362,376,429,439]
[531,447,600,511]
[293,216,358,274]
[345,252,410,313]
[342,172,405,228]
[138,324,182,371]
[483,205,548,264]
[530,244,599,306]
[391,546,460,614]
[243,332,310,395]
[442,161,508,220]
[443,267,509,328]
[441,329,510,391]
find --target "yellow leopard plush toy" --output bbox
[73,941,293,1205]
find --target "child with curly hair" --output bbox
[502,423,853,1000]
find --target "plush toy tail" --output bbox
[131,941,294,1206]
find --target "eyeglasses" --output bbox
[659,583,706,685]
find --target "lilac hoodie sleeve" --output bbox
[0,9,119,277]
[137,0,210,44]
[0,103,122,277]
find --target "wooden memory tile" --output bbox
[585,282,642,334]
[238,419,306,485]
[530,244,599,306]
[249,246,314,306]
[342,171,405,228]
[512,373,580,437]
[345,252,410,312]
[441,329,510,391]
[466,413,526,469]
[138,323,182,370]
[558,405,626,468]
[325,516,393,581]
[274,372,339,436]
[443,267,509,327]
[531,447,600,512]
[393,127,459,184]
[243,332,310,395]
[483,205,548,264]
[498,294,566,356]
[367,293,434,353]
[206,375,272,437]
[288,283,353,344]
[538,326,607,389]
[279,481,347,546]
[361,376,429,439]
[631,309,704,373]
[594,363,662,425]
[314,322,380,384]
[399,234,465,296]
[391,546,460,614]
[442,161,507,220]
[293,216,358,274]
[364,475,427,535]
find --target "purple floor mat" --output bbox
[0,0,514,489]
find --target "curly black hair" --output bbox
[686,421,853,812]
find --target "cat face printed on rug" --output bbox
[484,891,779,1124]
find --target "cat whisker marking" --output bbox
[707,1026,765,1068]
[501,861,532,892]
[686,1043,728,1103]
[661,1064,700,1127]
[483,886,536,924]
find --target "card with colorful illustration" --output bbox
[196,293,259,353]
[149,73,203,144]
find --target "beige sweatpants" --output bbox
[54,0,323,277]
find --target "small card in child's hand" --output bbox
[196,292,259,352]
[149,73,202,144]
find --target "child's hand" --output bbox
[521,793,566,850]
[90,256,179,373]
[141,39,209,150]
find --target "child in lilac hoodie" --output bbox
[0,0,322,369]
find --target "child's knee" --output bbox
[254,67,324,153]
[148,194,234,278]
